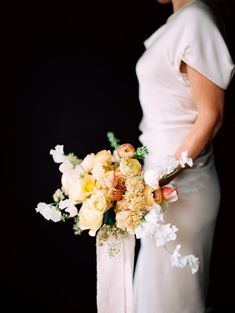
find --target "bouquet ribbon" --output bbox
[96,234,135,313]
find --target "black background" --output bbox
[4,0,235,312]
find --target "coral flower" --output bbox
[116,143,136,159]
[162,186,178,202]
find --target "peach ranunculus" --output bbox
[119,158,142,177]
[78,200,103,236]
[100,170,118,189]
[89,190,111,213]
[154,188,163,204]
[143,185,155,207]
[61,171,96,203]
[95,169,118,189]
[116,143,135,159]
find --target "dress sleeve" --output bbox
[179,8,235,89]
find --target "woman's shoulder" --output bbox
[178,1,217,27]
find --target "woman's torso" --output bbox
[136,0,234,167]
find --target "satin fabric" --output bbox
[133,145,220,313]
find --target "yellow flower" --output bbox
[143,185,156,207]
[89,190,111,213]
[79,201,103,236]
[119,158,142,177]
[81,174,96,194]
[61,171,96,203]
[95,150,113,166]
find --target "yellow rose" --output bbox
[79,201,103,236]
[89,190,111,213]
[119,158,142,177]
[95,150,112,166]
[61,172,95,203]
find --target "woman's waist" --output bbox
[139,128,214,169]
[139,128,190,159]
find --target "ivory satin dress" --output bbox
[133,1,234,312]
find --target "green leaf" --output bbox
[106,132,120,149]
[73,216,83,235]
[134,146,148,160]
[68,153,82,167]
[103,208,116,225]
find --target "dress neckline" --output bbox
[167,0,200,23]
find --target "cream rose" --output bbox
[116,210,129,231]
[79,201,103,236]
[89,190,110,213]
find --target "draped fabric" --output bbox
[96,234,135,313]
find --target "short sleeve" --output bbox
[179,6,235,89]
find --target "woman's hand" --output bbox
[159,165,184,186]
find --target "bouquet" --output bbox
[36,132,199,274]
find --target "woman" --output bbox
[133,0,234,312]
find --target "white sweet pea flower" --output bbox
[179,151,193,168]
[59,199,78,217]
[50,145,68,163]
[144,168,162,189]
[155,223,178,247]
[35,202,61,222]
[135,219,155,239]
[145,204,164,224]
[135,205,164,239]
[59,159,73,173]
[160,155,180,176]
[53,188,65,202]
[170,245,200,274]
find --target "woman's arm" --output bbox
[174,62,225,161]
[159,62,225,186]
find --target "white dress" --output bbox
[133,1,234,313]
